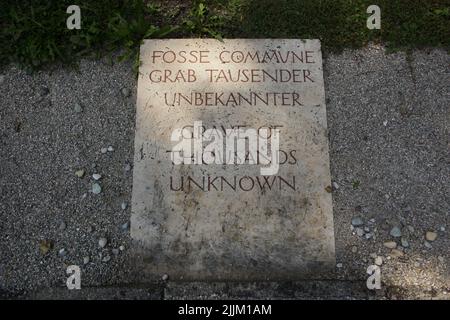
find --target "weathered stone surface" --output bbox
[131,39,335,280]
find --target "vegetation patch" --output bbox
[1,0,449,70]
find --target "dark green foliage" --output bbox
[1,0,449,70]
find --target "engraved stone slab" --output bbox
[131,39,335,280]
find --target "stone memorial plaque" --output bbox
[131,39,335,280]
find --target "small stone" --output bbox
[0,75,5,84]
[75,169,85,178]
[364,227,370,232]
[425,231,438,242]
[351,246,357,253]
[365,233,373,240]
[121,88,131,97]
[401,238,409,248]
[383,120,388,126]
[440,226,445,232]
[336,263,343,268]
[83,256,90,265]
[92,173,101,180]
[58,248,66,256]
[161,274,169,281]
[119,245,125,251]
[59,221,66,231]
[356,228,364,237]
[375,256,383,266]
[438,256,445,263]
[384,241,397,249]
[407,226,415,233]
[369,218,376,224]
[370,253,377,259]
[74,103,83,113]
[98,237,107,248]
[390,226,402,238]
[107,146,114,152]
[87,225,94,233]
[39,239,53,255]
[351,217,364,227]
[124,163,132,172]
[102,255,111,263]
[332,182,339,190]
[101,147,108,154]
[121,222,129,231]
[92,183,102,194]
[121,202,127,210]
[390,249,404,258]
[325,185,332,193]
[112,248,119,255]
[424,241,432,249]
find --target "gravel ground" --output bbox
[325,46,449,296]
[0,45,448,299]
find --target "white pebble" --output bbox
[83,256,90,265]
[107,146,114,152]
[75,169,85,178]
[101,147,108,154]
[356,228,364,237]
[121,202,127,210]
[425,231,438,242]
[92,183,102,194]
[375,256,383,266]
[98,237,107,248]
[92,173,102,180]
[119,245,125,251]
[74,103,83,113]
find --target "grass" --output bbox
[0,0,175,70]
[1,0,449,70]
